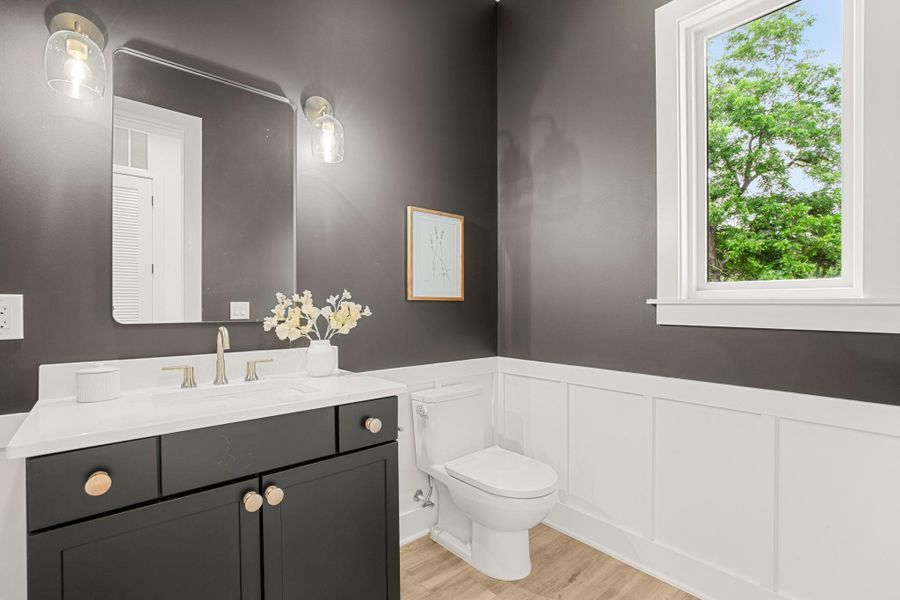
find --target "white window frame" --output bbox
[651,0,900,333]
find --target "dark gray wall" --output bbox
[0,0,498,414]
[114,52,295,321]
[498,0,900,406]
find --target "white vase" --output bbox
[306,340,337,377]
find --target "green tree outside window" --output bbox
[707,2,843,282]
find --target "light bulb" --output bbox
[63,57,93,98]
[311,114,345,164]
[320,122,336,162]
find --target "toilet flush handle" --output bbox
[415,405,428,418]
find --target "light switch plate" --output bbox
[230,301,250,320]
[0,294,24,340]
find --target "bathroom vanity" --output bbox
[7,351,404,600]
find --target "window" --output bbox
[653,0,900,333]
[112,126,149,170]
[706,1,843,286]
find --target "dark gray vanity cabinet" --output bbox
[25,397,399,600]
[263,442,399,600]
[28,479,262,600]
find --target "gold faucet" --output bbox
[214,326,231,385]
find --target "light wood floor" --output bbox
[400,524,697,600]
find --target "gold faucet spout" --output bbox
[215,326,230,385]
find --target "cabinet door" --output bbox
[29,479,261,600]
[263,442,399,600]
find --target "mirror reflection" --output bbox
[111,49,295,324]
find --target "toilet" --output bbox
[411,384,559,581]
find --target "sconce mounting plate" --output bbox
[304,96,334,124]
[49,12,106,48]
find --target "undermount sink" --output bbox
[151,379,321,403]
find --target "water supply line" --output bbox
[422,476,435,508]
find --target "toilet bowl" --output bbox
[411,385,559,581]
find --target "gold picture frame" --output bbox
[406,206,465,301]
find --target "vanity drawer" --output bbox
[160,407,335,495]
[337,396,398,453]
[26,438,160,531]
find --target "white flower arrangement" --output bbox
[263,289,372,342]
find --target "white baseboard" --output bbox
[544,504,780,600]
[400,506,436,546]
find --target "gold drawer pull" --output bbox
[365,417,383,434]
[84,471,112,497]
[265,485,285,507]
[243,491,264,513]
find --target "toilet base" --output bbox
[471,522,531,581]
[431,522,532,581]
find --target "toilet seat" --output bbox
[445,445,558,499]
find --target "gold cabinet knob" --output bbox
[264,485,285,507]
[84,471,112,497]
[365,417,383,434]
[243,491,264,513]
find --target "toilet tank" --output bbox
[411,384,489,469]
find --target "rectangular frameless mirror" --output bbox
[110,48,295,324]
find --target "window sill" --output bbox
[646,298,900,334]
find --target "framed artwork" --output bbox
[406,206,464,301]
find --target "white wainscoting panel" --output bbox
[777,420,900,600]
[568,384,650,537]
[500,373,568,493]
[654,399,766,584]
[0,413,27,600]
[501,357,900,600]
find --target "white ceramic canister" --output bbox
[76,363,122,403]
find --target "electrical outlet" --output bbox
[0,294,24,340]
[230,301,250,320]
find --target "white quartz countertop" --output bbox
[6,371,406,459]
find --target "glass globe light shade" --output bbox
[311,114,345,164]
[45,29,106,100]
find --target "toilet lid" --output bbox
[445,446,558,499]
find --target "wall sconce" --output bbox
[45,12,107,100]
[304,96,345,164]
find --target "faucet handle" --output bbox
[162,365,197,389]
[245,358,274,382]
